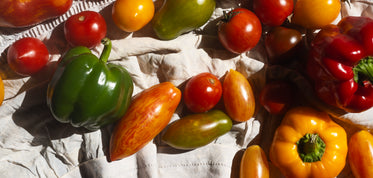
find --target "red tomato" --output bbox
[253,0,293,26]
[64,11,107,49]
[7,37,49,76]
[259,80,295,115]
[183,72,222,113]
[218,8,262,54]
[264,26,302,64]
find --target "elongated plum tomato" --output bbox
[7,37,49,76]
[110,82,181,161]
[253,0,293,26]
[291,0,341,29]
[112,0,154,32]
[183,72,222,113]
[223,69,255,122]
[240,145,269,178]
[64,11,107,49]
[348,130,373,178]
[218,8,262,54]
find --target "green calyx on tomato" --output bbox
[47,38,134,131]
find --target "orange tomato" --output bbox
[112,0,155,32]
[0,75,3,105]
[109,82,181,161]
[240,145,269,178]
[291,0,341,29]
[223,69,255,122]
[348,130,373,178]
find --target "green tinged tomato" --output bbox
[162,110,232,150]
[47,38,134,131]
[152,0,216,40]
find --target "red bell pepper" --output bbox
[307,16,373,113]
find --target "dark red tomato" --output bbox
[218,8,262,54]
[64,11,107,49]
[7,37,49,76]
[259,80,295,115]
[253,0,293,26]
[265,26,302,64]
[183,72,222,113]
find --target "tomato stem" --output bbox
[219,10,241,23]
[99,38,111,63]
[297,133,326,162]
[353,56,373,85]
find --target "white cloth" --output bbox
[0,0,371,177]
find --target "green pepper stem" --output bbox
[297,133,326,162]
[353,56,373,85]
[99,37,112,63]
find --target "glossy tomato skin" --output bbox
[223,69,255,122]
[218,8,262,54]
[64,11,107,49]
[112,0,154,32]
[348,130,373,178]
[240,145,269,178]
[265,26,302,64]
[110,82,181,161]
[7,37,49,76]
[259,80,295,115]
[162,110,232,150]
[253,0,293,26]
[183,72,222,113]
[292,0,341,29]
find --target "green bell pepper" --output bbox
[47,38,133,131]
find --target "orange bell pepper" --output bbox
[0,0,73,27]
[269,107,348,178]
[348,130,373,178]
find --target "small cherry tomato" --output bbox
[240,145,269,178]
[223,69,255,122]
[7,37,49,76]
[112,0,154,32]
[218,8,262,54]
[348,130,373,178]
[253,0,293,26]
[259,80,295,115]
[64,11,107,49]
[184,72,222,113]
[265,26,302,64]
[291,0,341,29]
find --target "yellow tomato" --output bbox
[291,0,341,29]
[240,145,269,178]
[112,0,155,32]
[0,75,3,105]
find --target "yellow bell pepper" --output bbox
[269,107,347,178]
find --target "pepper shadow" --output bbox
[11,81,90,148]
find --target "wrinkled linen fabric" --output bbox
[0,0,370,177]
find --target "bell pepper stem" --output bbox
[353,56,373,85]
[99,37,112,63]
[297,133,326,162]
